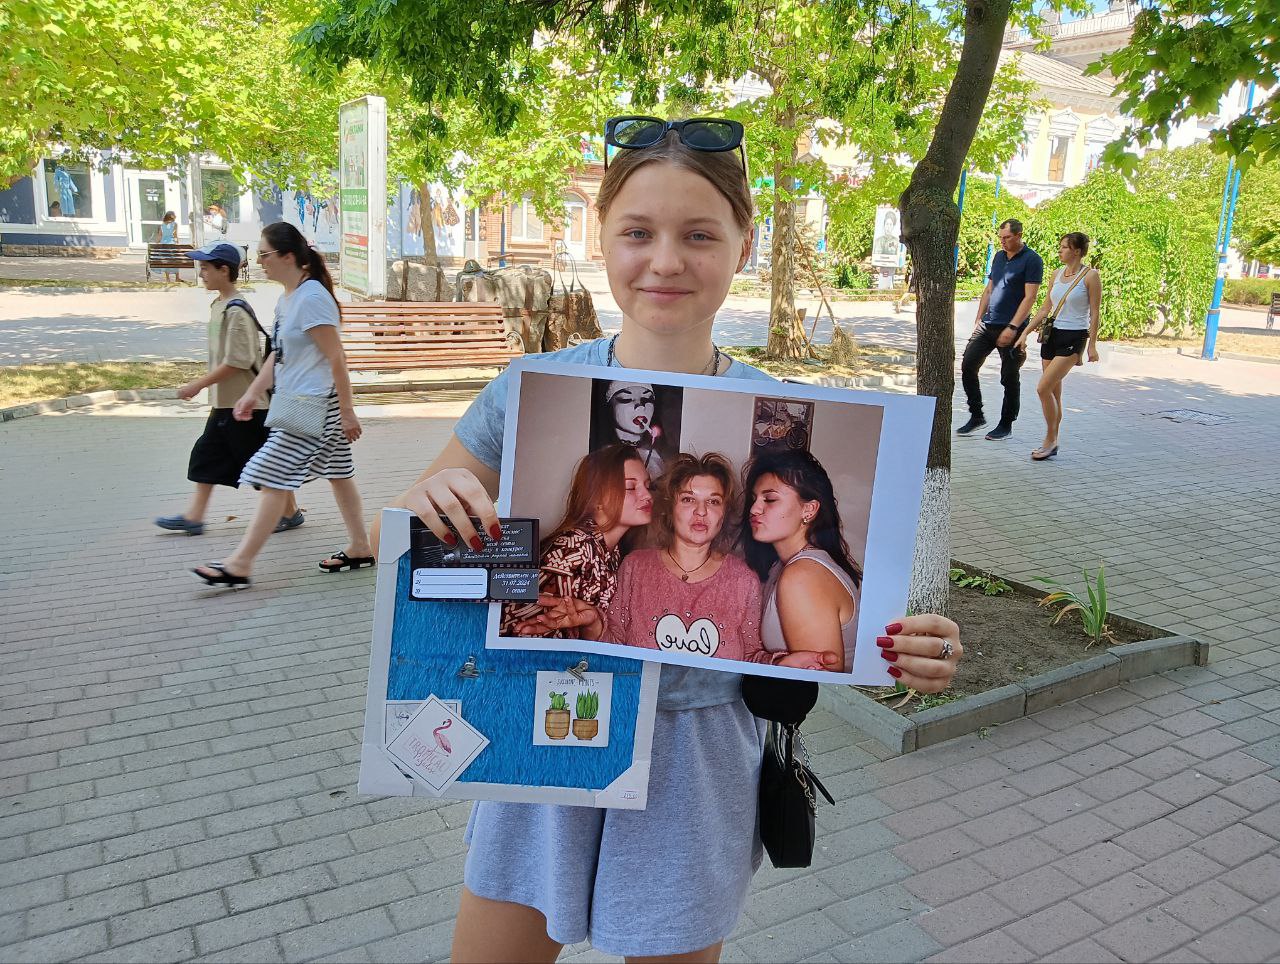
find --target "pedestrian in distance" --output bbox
[958,218,1044,440]
[153,211,182,282]
[192,223,373,589]
[379,116,963,963]
[1015,232,1101,461]
[155,242,303,538]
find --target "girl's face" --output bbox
[600,163,752,337]
[616,458,654,528]
[608,383,657,438]
[749,473,819,545]
[1058,238,1079,264]
[672,475,726,548]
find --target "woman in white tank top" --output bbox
[741,449,863,674]
[1015,232,1102,461]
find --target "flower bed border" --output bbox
[820,561,1209,754]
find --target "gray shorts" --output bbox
[464,700,766,957]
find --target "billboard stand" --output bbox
[339,96,388,299]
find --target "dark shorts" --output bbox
[188,408,269,487]
[1041,328,1088,360]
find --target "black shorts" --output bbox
[1041,328,1088,360]
[188,408,269,487]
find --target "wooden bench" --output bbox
[339,302,523,371]
[1268,291,1279,330]
[145,242,193,281]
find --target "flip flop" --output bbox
[318,551,376,573]
[1031,445,1059,461]
[192,563,251,588]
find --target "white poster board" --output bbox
[339,96,387,297]
[872,204,904,269]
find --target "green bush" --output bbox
[957,176,1033,282]
[1224,278,1280,306]
[833,262,873,290]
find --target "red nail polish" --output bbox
[887,666,902,678]
[885,622,903,635]
[881,650,899,662]
[489,523,503,541]
[469,536,484,552]
[876,636,894,648]
[442,532,458,546]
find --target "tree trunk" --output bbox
[765,120,808,360]
[420,181,440,268]
[900,0,1012,614]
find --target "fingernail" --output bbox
[489,523,503,541]
[442,532,458,546]
[469,536,484,552]
[876,636,894,648]
[885,622,903,635]
[887,666,902,678]
[881,650,899,662]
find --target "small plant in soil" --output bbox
[1034,563,1115,647]
[860,681,963,711]
[949,568,1011,596]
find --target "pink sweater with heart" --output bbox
[603,549,770,663]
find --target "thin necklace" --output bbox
[607,334,723,376]
[666,547,712,582]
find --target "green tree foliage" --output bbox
[1022,145,1225,339]
[1236,162,1280,266]
[954,176,1032,281]
[1093,0,1279,169]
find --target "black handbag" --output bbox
[758,720,835,868]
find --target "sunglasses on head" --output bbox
[604,116,748,177]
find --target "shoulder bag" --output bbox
[758,720,835,868]
[263,315,329,438]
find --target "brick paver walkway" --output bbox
[2,351,1278,962]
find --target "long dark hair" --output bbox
[740,449,862,587]
[260,221,336,299]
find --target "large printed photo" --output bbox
[488,359,934,684]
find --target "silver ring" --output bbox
[940,640,954,660]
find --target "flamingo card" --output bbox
[385,696,490,796]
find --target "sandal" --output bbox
[319,551,376,573]
[192,563,251,588]
[1031,445,1059,461]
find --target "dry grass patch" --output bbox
[0,361,206,407]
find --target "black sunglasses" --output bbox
[603,116,748,177]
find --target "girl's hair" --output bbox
[1061,232,1090,256]
[162,211,176,222]
[260,221,336,298]
[740,449,863,587]
[655,452,740,555]
[542,445,646,550]
[595,130,754,234]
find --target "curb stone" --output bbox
[1,389,176,423]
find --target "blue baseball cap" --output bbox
[186,241,242,266]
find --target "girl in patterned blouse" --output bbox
[501,443,653,638]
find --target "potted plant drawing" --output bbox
[572,690,600,741]
[544,691,571,740]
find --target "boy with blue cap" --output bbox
[155,242,302,536]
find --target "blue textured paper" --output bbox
[387,555,643,788]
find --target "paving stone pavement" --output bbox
[2,355,1279,962]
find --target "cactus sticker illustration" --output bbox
[545,691,571,740]
[533,672,614,748]
[573,691,600,741]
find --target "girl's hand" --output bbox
[775,650,840,671]
[232,394,257,421]
[1087,344,1100,364]
[177,380,201,401]
[527,594,602,636]
[1014,334,1028,350]
[878,614,962,694]
[404,467,501,552]
[340,406,362,442]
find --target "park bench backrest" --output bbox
[339,301,521,371]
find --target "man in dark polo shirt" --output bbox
[958,219,1044,440]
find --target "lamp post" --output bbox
[985,174,1001,277]
[1201,81,1256,360]
[954,168,968,272]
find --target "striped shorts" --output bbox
[238,393,355,491]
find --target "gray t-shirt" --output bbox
[453,337,776,711]
[273,279,340,396]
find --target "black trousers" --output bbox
[961,325,1027,426]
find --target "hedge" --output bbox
[1224,278,1280,306]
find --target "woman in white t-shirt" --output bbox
[192,223,373,588]
[1016,232,1101,461]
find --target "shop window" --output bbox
[1047,136,1070,183]
[508,196,544,241]
[201,169,241,222]
[43,160,93,219]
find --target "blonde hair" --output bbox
[596,131,755,234]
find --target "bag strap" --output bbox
[1050,266,1090,318]
[224,297,270,375]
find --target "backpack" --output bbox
[224,298,272,375]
